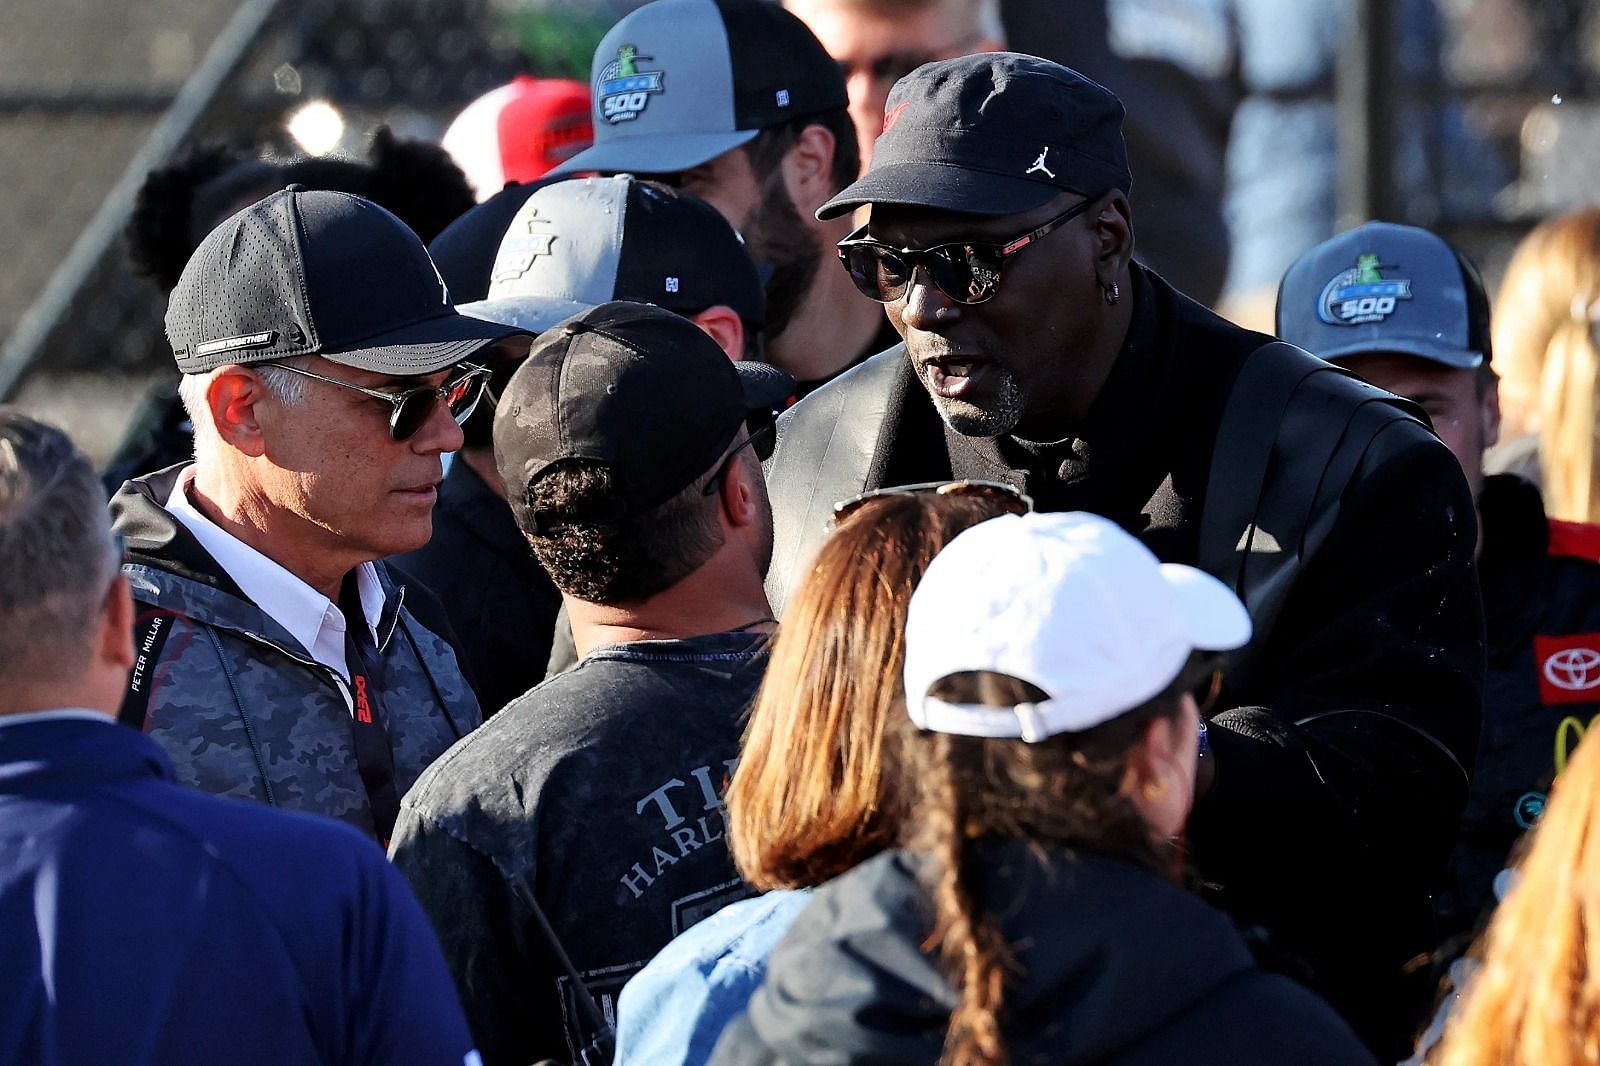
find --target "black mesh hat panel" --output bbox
[716,0,846,131]
[165,186,526,376]
[168,192,317,371]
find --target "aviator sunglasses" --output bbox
[260,361,492,441]
[831,479,1033,527]
[836,197,1095,306]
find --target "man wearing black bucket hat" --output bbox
[108,186,529,844]
[391,302,793,1066]
[763,53,1485,1056]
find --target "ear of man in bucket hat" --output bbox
[107,185,524,842]
[547,0,894,395]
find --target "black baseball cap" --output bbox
[494,301,794,531]
[549,0,846,177]
[458,175,765,334]
[166,186,527,375]
[817,53,1131,221]
[1277,222,1492,369]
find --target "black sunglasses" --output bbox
[703,421,778,497]
[830,479,1033,527]
[260,361,492,441]
[836,197,1096,306]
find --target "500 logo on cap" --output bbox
[1317,253,1413,326]
[599,45,665,124]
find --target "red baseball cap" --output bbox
[442,77,594,200]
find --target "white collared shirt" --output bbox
[0,708,113,729]
[166,467,385,682]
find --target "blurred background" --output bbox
[2,0,1597,465]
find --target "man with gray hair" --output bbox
[109,186,528,843]
[0,410,481,1065]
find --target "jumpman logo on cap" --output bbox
[1026,147,1056,179]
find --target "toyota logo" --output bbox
[1545,647,1600,691]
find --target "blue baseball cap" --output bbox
[1276,222,1491,370]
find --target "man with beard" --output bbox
[390,304,792,1066]
[762,53,1484,1058]
[550,0,896,396]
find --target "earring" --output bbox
[1102,281,1120,306]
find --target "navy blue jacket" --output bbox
[0,715,477,1066]
[712,842,1376,1066]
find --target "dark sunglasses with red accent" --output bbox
[260,361,492,441]
[836,197,1095,306]
[830,479,1033,527]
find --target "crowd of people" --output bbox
[7,1,1600,1064]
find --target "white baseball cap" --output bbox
[903,512,1252,743]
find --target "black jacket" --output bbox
[761,266,1485,1055]
[711,842,1376,1066]
[391,457,563,716]
[1437,475,1600,933]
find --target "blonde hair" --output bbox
[725,492,1011,889]
[1493,209,1600,522]
[1431,729,1600,1065]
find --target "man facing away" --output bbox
[551,0,898,395]
[1278,222,1600,943]
[393,175,771,710]
[0,410,479,1066]
[762,53,1484,1056]
[110,186,528,843]
[390,302,793,1066]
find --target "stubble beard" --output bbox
[744,173,822,343]
[919,362,1027,438]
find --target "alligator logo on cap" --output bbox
[599,45,665,125]
[1317,253,1413,326]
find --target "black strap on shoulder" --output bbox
[507,874,617,1066]
[1199,343,1427,690]
[119,608,180,732]
[338,576,402,845]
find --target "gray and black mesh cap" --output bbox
[817,53,1131,221]
[1277,221,1491,370]
[166,186,528,376]
[457,175,765,335]
[548,0,846,177]
[493,301,793,531]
